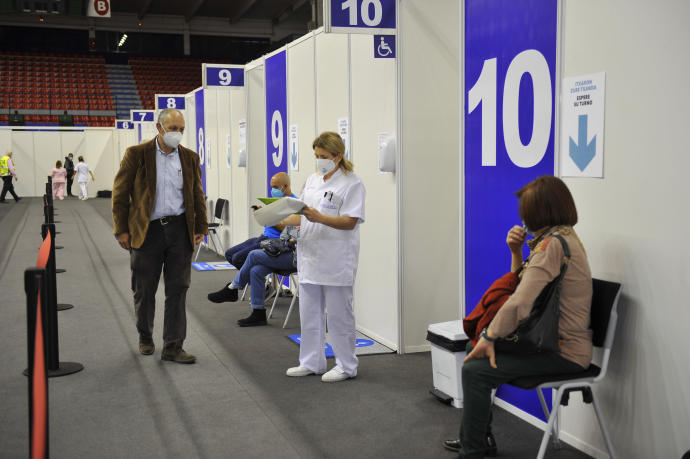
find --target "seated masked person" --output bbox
[222,172,295,270]
[208,227,297,327]
[445,175,593,459]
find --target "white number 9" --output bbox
[166,97,176,108]
[219,69,232,86]
[271,110,283,167]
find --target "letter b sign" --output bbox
[94,0,109,16]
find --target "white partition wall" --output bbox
[314,32,350,141]
[85,129,117,197]
[115,128,137,162]
[3,127,117,197]
[398,0,461,352]
[286,32,317,194]
[245,60,266,239]
[201,86,248,255]
[9,131,35,197]
[227,90,249,248]
[348,34,398,349]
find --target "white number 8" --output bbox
[219,69,232,86]
[198,127,205,165]
[271,110,283,167]
[166,98,176,108]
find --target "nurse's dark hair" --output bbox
[312,131,353,172]
[516,175,578,230]
[78,155,84,162]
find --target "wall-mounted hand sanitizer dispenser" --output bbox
[378,135,396,173]
[237,148,247,167]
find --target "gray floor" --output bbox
[0,197,592,459]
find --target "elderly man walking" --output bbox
[112,108,207,364]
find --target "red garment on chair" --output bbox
[463,272,519,345]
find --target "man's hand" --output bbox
[506,225,527,254]
[464,337,497,369]
[14,176,18,181]
[117,232,131,250]
[301,206,323,224]
[194,234,205,245]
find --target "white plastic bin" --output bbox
[427,320,469,408]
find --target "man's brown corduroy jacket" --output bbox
[112,138,208,249]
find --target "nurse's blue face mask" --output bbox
[270,187,284,198]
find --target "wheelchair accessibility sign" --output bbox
[374,35,395,58]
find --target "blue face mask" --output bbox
[270,187,284,198]
[522,220,536,238]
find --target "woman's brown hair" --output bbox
[312,131,353,173]
[55,160,62,168]
[516,175,578,230]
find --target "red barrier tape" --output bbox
[32,231,50,459]
[32,290,47,459]
[36,232,50,269]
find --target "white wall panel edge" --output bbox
[458,0,466,320]
[396,0,404,353]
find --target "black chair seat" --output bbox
[275,268,297,276]
[208,222,220,228]
[509,364,601,389]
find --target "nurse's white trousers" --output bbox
[298,283,358,377]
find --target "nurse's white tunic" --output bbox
[297,169,366,286]
[295,168,365,376]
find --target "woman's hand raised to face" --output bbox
[506,225,527,254]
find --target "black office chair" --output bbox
[194,198,228,261]
[507,278,622,459]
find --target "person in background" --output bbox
[112,108,207,364]
[208,242,296,327]
[72,155,95,200]
[281,131,366,383]
[0,150,20,204]
[445,176,592,459]
[225,172,294,269]
[51,160,67,200]
[207,172,296,302]
[64,152,75,197]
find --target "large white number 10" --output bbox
[468,49,552,168]
[271,110,283,167]
[342,0,382,26]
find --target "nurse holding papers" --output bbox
[281,131,366,383]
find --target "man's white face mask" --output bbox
[161,127,182,149]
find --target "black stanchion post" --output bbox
[36,224,83,377]
[24,267,49,459]
[39,223,71,311]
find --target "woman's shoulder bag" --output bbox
[494,233,571,354]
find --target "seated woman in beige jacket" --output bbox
[446,175,593,459]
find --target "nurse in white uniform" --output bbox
[283,132,366,383]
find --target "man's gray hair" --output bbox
[158,108,183,124]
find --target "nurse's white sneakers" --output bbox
[286,365,354,382]
[321,365,352,383]
[286,365,317,377]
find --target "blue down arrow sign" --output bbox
[569,114,596,171]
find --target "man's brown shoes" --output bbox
[139,337,155,355]
[161,346,196,364]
